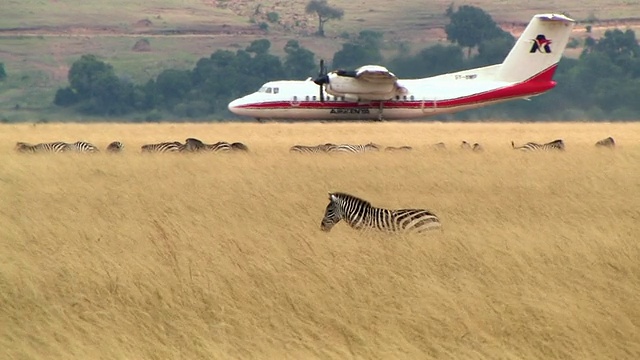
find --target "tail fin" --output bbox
[497,14,575,83]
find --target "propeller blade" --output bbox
[316,59,326,102]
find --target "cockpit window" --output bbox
[274,87,279,94]
[266,87,272,94]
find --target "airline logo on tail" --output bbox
[530,34,552,53]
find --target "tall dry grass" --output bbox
[1,122,639,359]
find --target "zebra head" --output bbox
[230,142,249,152]
[15,142,30,152]
[184,138,205,152]
[321,193,343,232]
[365,142,382,151]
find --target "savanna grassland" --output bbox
[1,122,639,359]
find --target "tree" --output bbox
[283,40,316,79]
[305,0,344,37]
[0,62,6,81]
[445,5,504,57]
[67,54,115,99]
[332,30,384,69]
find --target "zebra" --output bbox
[230,142,249,152]
[595,137,615,148]
[183,138,207,152]
[68,141,99,153]
[431,142,446,150]
[320,192,441,234]
[14,141,70,153]
[385,146,413,152]
[203,141,233,152]
[290,143,336,153]
[472,143,483,152]
[106,141,124,153]
[327,143,381,153]
[511,139,565,152]
[141,141,183,153]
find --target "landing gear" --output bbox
[376,102,385,121]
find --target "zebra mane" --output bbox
[330,192,372,208]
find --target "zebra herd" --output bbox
[15,141,120,153]
[13,138,249,154]
[14,136,615,156]
[11,135,620,235]
[141,138,249,153]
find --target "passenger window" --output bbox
[305,96,310,101]
[395,95,400,100]
[410,95,414,100]
[312,96,316,101]
[274,87,279,94]
[403,95,407,100]
[293,96,298,101]
[266,88,272,93]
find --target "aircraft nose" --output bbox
[228,98,242,113]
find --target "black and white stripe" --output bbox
[141,141,184,153]
[595,137,615,148]
[327,143,381,153]
[321,192,441,233]
[15,141,70,153]
[511,139,565,152]
[69,141,99,153]
[290,143,336,153]
[184,138,249,153]
[106,141,124,153]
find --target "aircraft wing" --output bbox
[355,65,398,84]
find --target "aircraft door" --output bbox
[421,97,437,113]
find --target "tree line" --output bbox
[53,5,640,121]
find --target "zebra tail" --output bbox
[511,141,516,149]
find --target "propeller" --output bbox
[313,59,329,102]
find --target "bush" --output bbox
[266,12,279,23]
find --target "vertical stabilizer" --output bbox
[497,14,575,83]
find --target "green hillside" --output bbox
[1,0,640,121]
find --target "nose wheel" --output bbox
[377,102,385,121]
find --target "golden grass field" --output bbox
[1,122,639,359]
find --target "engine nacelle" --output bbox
[324,75,404,101]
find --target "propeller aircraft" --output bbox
[228,13,575,121]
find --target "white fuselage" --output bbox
[227,65,556,120]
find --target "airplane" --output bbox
[228,13,575,121]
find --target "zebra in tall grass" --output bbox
[320,192,441,234]
[14,141,70,153]
[183,138,207,152]
[141,141,183,153]
[290,143,336,153]
[511,139,565,152]
[327,143,381,153]
[595,137,615,148]
[460,141,483,152]
[68,141,99,153]
[230,142,249,152]
[384,145,413,152]
[106,141,124,153]
[431,142,446,150]
[184,138,249,153]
